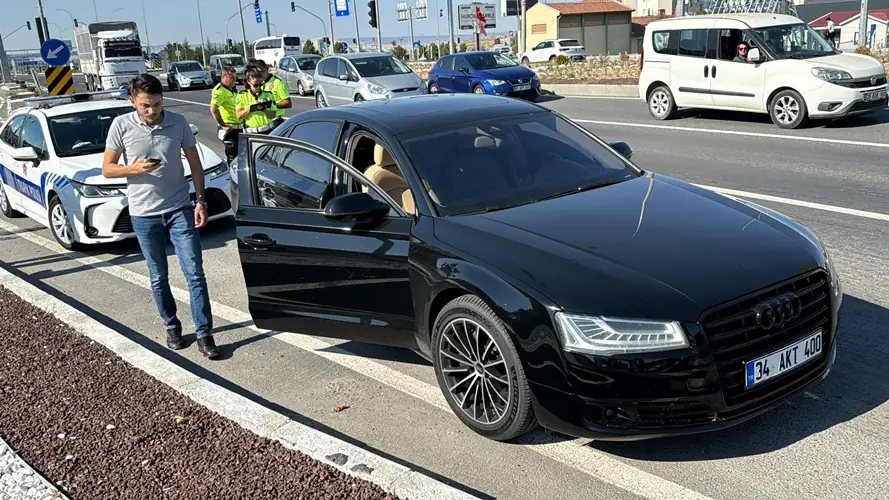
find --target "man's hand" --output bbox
[132,158,162,174]
[194,203,207,228]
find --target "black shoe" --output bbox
[197,336,219,359]
[166,326,185,350]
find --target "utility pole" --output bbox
[353,3,361,51]
[197,0,207,66]
[375,2,382,51]
[859,0,869,48]
[435,0,441,57]
[265,10,271,37]
[0,32,11,83]
[447,0,455,55]
[328,0,336,54]
[36,0,50,42]
[141,0,152,55]
[520,0,526,54]
[238,0,249,60]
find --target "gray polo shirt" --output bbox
[105,109,197,217]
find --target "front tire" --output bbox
[432,295,537,442]
[472,85,485,95]
[0,182,22,218]
[297,81,305,96]
[315,90,327,108]
[769,89,808,129]
[48,196,79,251]
[648,85,677,120]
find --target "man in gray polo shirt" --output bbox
[102,73,219,359]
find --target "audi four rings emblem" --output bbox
[753,293,802,330]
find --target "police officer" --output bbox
[255,59,291,128]
[209,66,241,163]
[236,66,278,135]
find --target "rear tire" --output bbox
[647,85,677,120]
[429,82,440,93]
[0,182,22,218]
[432,294,538,442]
[769,89,808,129]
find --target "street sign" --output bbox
[413,40,420,48]
[40,39,71,67]
[335,0,350,16]
[151,52,160,60]
[255,6,263,23]
[45,65,74,95]
[458,4,496,31]
[501,0,537,16]
[414,0,428,20]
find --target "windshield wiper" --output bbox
[534,179,625,203]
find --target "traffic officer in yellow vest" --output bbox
[255,59,291,128]
[209,66,242,163]
[236,66,278,135]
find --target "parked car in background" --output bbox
[209,53,247,85]
[427,51,540,100]
[519,39,587,65]
[167,60,213,91]
[313,52,426,107]
[277,54,322,96]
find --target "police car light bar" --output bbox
[23,89,130,109]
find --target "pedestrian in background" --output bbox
[210,65,242,164]
[236,66,278,135]
[102,73,219,359]
[255,59,291,128]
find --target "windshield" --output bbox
[753,23,837,59]
[296,56,320,70]
[220,56,245,67]
[465,52,517,70]
[176,62,204,72]
[48,106,133,158]
[104,45,142,58]
[398,112,638,216]
[351,56,413,77]
[283,36,301,47]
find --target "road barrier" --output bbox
[45,66,74,96]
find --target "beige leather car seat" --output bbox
[364,144,413,213]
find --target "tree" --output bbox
[303,39,317,54]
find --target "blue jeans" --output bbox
[131,205,213,339]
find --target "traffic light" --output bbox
[254,0,259,8]
[368,1,377,28]
[291,2,295,11]
[34,17,46,45]
[440,9,443,17]
[26,21,31,30]
[73,18,78,27]
[227,38,234,51]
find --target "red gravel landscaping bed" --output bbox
[0,285,399,499]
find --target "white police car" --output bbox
[0,90,233,250]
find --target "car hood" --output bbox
[179,70,209,79]
[475,66,535,80]
[364,73,423,90]
[58,143,224,186]
[434,174,824,321]
[801,52,885,75]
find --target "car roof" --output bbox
[649,13,802,28]
[292,94,546,136]
[27,99,132,118]
[173,60,201,65]
[335,52,394,60]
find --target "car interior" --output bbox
[347,135,423,215]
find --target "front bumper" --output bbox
[176,78,213,89]
[70,169,233,245]
[529,269,841,441]
[486,79,541,99]
[805,79,888,119]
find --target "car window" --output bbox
[350,56,413,77]
[455,57,469,72]
[336,59,348,79]
[176,62,204,72]
[253,145,334,210]
[0,115,27,148]
[20,116,47,159]
[296,57,319,71]
[559,40,581,47]
[48,106,133,157]
[465,52,517,70]
[397,112,638,216]
[679,29,708,57]
[287,120,342,153]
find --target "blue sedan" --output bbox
[426,51,540,100]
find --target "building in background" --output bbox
[523,0,634,55]
[809,9,889,49]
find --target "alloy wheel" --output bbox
[473,86,485,95]
[650,90,670,118]
[437,317,512,426]
[316,91,326,108]
[50,201,74,246]
[297,81,304,95]
[773,95,799,125]
[0,184,8,214]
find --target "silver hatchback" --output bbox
[313,52,426,108]
[276,54,321,96]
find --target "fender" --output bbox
[42,173,85,239]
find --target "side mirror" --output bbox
[609,141,633,160]
[338,73,350,81]
[11,146,39,162]
[190,124,199,136]
[747,47,763,63]
[323,192,390,221]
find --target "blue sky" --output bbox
[3,0,520,51]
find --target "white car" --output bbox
[519,39,587,65]
[638,13,888,129]
[0,90,233,250]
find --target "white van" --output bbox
[638,13,888,129]
[252,35,302,68]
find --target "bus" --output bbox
[252,35,302,68]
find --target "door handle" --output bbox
[704,65,709,78]
[243,234,277,249]
[711,65,717,78]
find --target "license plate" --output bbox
[864,89,887,102]
[745,330,823,389]
[514,84,530,91]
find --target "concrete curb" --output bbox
[0,267,481,500]
[541,83,639,98]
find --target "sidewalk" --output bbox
[0,272,477,499]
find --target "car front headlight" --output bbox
[204,161,229,180]
[368,83,388,95]
[487,79,506,86]
[554,313,689,356]
[71,180,125,198]
[811,67,852,82]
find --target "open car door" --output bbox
[231,133,417,349]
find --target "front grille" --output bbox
[112,207,133,234]
[701,270,832,409]
[633,402,715,427]
[850,98,887,112]
[509,77,532,85]
[835,76,886,88]
[205,187,231,216]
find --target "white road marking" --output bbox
[0,219,715,500]
[695,184,889,222]
[573,119,889,149]
[0,265,476,500]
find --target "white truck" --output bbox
[74,21,145,91]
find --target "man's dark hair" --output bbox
[130,73,163,96]
[254,59,268,72]
[244,66,263,81]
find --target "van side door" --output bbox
[670,19,717,108]
[709,25,769,112]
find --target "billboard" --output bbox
[458,3,496,30]
[500,0,538,16]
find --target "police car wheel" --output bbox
[0,182,22,218]
[48,196,78,250]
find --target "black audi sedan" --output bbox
[229,93,842,442]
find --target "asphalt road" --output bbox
[1,83,888,500]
